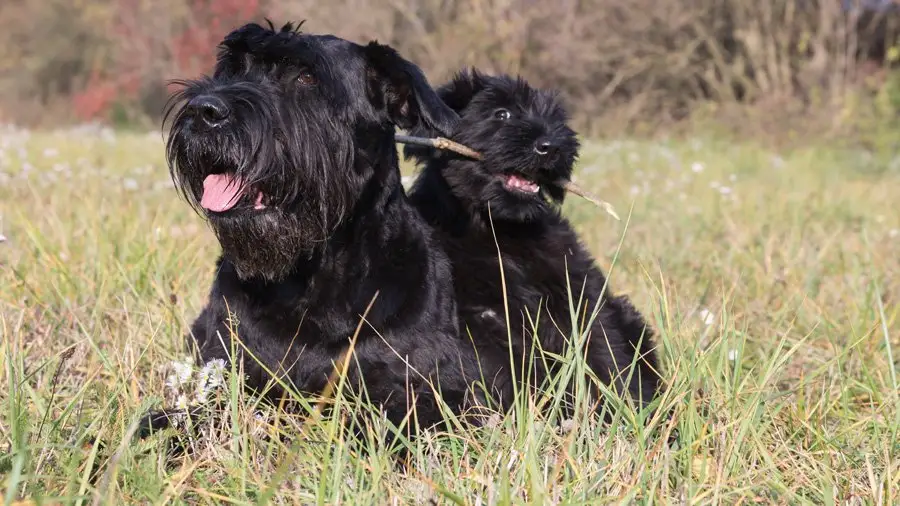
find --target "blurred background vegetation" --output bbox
[3,0,900,142]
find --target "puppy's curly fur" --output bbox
[405,69,663,412]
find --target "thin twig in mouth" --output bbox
[395,134,620,220]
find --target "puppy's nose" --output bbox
[534,138,557,156]
[187,95,230,127]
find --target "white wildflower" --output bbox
[202,359,226,389]
[888,229,898,238]
[166,357,194,389]
[175,394,190,410]
[43,148,58,158]
[719,186,732,195]
[123,178,138,191]
[630,185,640,196]
[727,349,738,361]
[194,386,209,404]
[101,128,116,143]
[153,180,175,191]
[691,162,704,173]
[194,359,226,403]
[699,309,715,326]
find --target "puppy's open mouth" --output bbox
[201,174,268,213]
[503,173,540,194]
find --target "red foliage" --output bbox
[71,0,263,121]
[172,0,262,77]
[72,70,118,121]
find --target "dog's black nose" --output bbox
[188,95,230,127]
[534,138,557,156]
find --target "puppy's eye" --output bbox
[494,109,511,120]
[297,68,317,86]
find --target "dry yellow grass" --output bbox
[1,125,898,504]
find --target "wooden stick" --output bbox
[395,134,620,220]
[395,134,483,160]
[559,180,620,220]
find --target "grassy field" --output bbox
[1,124,898,504]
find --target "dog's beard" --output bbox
[165,90,361,282]
[197,171,345,282]
[167,146,351,282]
[211,209,320,281]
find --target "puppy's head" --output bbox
[406,69,579,223]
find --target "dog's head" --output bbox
[165,21,457,281]
[405,69,579,224]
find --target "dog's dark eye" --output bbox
[297,68,317,86]
[494,109,511,120]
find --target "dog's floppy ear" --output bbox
[401,68,486,162]
[363,42,458,137]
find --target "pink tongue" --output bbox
[201,174,244,212]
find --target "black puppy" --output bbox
[141,23,494,438]
[405,69,662,413]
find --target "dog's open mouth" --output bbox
[201,174,267,212]
[503,173,540,194]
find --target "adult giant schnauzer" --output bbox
[404,69,663,414]
[140,22,496,438]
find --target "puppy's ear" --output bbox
[434,68,486,114]
[401,67,486,163]
[363,42,459,137]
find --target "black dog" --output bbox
[140,22,494,438]
[404,69,662,413]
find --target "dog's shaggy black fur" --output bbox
[404,69,663,412]
[141,23,495,437]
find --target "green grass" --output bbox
[1,124,898,504]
